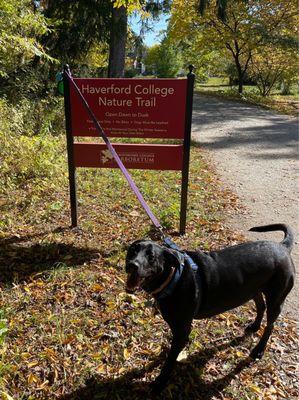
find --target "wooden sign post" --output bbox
[63,66,194,234]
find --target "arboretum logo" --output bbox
[101,149,113,164]
[100,149,155,165]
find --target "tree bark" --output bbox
[235,59,243,94]
[238,76,243,94]
[108,5,127,78]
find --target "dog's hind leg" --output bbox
[249,303,280,359]
[245,293,266,333]
[250,277,293,359]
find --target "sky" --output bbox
[129,13,169,47]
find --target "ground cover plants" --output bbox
[0,109,298,399]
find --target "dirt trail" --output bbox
[191,94,299,322]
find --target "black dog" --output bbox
[125,224,295,392]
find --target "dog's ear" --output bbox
[127,239,142,250]
[163,248,181,269]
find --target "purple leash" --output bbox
[64,68,164,236]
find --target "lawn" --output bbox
[197,77,299,115]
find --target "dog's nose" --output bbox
[126,262,139,274]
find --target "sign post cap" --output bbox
[188,65,195,74]
[63,64,71,75]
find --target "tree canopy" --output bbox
[43,0,112,65]
[169,0,298,93]
[0,0,50,77]
[145,40,182,77]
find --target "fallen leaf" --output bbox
[123,348,130,360]
[27,373,39,385]
[27,361,39,368]
[177,350,188,362]
[1,392,15,400]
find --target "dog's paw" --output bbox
[250,347,264,360]
[245,322,260,333]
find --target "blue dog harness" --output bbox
[154,237,200,301]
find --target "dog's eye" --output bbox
[129,248,136,256]
[128,244,140,257]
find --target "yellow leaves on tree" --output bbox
[111,0,142,13]
[169,0,299,94]
[249,45,298,96]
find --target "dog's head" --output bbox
[125,240,180,294]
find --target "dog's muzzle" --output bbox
[125,262,141,293]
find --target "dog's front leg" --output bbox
[151,324,191,393]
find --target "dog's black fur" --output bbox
[125,224,295,393]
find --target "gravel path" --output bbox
[191,94,299,322]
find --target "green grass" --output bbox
[196,77,299,115]
[0,310,8,346]
[199,76,230,87]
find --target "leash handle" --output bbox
[64,66,164,236]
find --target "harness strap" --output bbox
[64,66,163,235]
[184,253,198,273]
[163,236,198,272]
[156,237,201,307]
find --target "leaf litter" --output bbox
[0,145,298,399]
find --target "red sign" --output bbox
[70,78,187,139]
[73,143,183,170]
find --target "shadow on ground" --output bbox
[192,94,298,160]
[0,228,100,284]
[59,334,253,400]
[0,223,169,286]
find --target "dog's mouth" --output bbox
[125,271,143,293]
[126,271,159,294]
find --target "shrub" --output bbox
[0,97,65,192]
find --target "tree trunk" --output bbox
[238,77,243,94]
[235,58,243,94]
[108,5,127,78]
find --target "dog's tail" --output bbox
[249,224,294,252]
